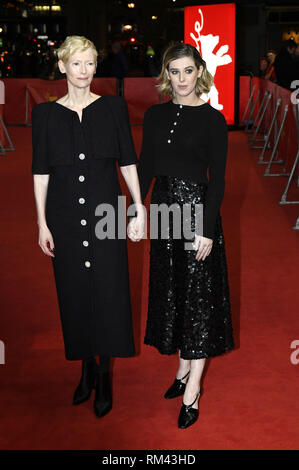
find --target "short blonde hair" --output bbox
[56,35,98,64]
[157,42,213,96]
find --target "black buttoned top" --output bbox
[137,100,229,240]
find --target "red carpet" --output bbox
[0,124,298,450]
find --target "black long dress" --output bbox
[137,100,234,360]
[31,95,137,361]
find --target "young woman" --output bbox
[134,43,234,429]
[31,35,144,418]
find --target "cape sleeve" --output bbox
[202,111,228,240]
[111,97,138,167]
[31,103,51,175]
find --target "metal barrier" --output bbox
[240,77,299,229]
[279,99,299,206]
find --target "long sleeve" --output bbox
[203,111,228,239]
[127,107,155,218]
[137,107,155,202]
[110,97,138,167]
[31,103,51,174]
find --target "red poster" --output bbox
[185,3,236,125]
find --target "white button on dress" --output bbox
[79,198,85,204]
[79,153,85,160]
[79,175,85,182]
[81,219,87,226]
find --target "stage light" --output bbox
[128,2,135,8]
[130,37,136,43]
[123,24,133,31]
[152,16,158,20]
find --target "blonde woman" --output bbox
[135,43,234,428]
[31,36,144,418]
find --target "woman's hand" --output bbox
[193,234,213,261]
[38,225,55,257]
[128,212,145,242]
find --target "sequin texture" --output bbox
[144,175,234,360]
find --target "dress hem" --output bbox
[65,351,136,361]
[143,340,234,360]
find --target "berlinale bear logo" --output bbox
[190,8,232,110]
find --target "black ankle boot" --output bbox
[73,356,97,406]
[93,368,112,418]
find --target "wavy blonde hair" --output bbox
[157,42,213,97]
[56,35,98,64]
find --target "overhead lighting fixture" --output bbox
[123,24,133,31]
[34,5,50,11]
[128,2,135,8]
[152,16,158,20]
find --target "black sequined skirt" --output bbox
[144,175,234,360]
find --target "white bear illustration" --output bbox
[190,9,232,110]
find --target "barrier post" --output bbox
[250,93,272,148]
[249,90,268,136]
[241,83,255,124]
[264,104,289,176]
[258,98,282,164]
[245,89,260,133]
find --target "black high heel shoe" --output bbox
[73,356,97,406]
[178,390,201,429]
[164,370,190,399]
[93,368,112,418]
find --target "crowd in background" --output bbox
[0,37,162,80]
[259,39,299,90]
[2,35,298,90]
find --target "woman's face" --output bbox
[260,59,268,70]
[167,56,203,99]
[267,52,275,63]
[58,47,97,88]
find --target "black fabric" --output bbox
[98,355,111,371]
[136,100,228,240]
[31,96,137,360]
[144,175,234,360]
[31,95,138,173]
